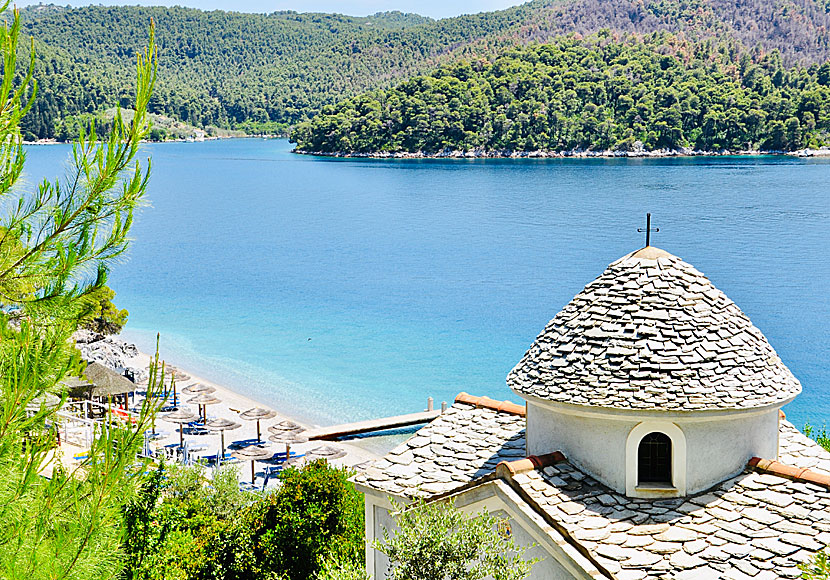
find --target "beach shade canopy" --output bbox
[182,383,216,395]
[76,362,135,399]
[25,392,62,413]
[162,408,198,447]
[206,417,242,458]
[268,431,308,460]
[165,367,191,381]
[187,394,222,423]
[306,444,347,462]
[239,407,277,441]
[268,420,305,435]
[187,394,222,406]
[231,444,273,483]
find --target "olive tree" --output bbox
[376,498,534,580]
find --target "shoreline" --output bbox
[83,335,384,474]
[26,134,286,146]
[294,147,830,159]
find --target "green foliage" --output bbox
[802,551,830,579]
[804,424,830,452]
[247,460,364,580]
[79,285,129,334]
[121,462,257,580]
[121,460,363,580]
[10,0,830,139]
[293,33,830,154]
[317,554,370,580]
[376,498,533,580]
[0,7,160,579]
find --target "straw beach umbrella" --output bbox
[268,431,308,461]
[206,417,241,459]
[231,445,273,484]
[182,383,216,395]
[162,408,198,447]
[306,444,347,462]
[239,407,277,441]
[268,419,304,435]
[187,393,221,422]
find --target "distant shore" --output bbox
[26,134,284,146]
[295,147,830,159]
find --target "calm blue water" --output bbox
[20,139,830,430]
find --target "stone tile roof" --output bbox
[507,247,802,411]
[353,401,525,497]
[514,437,830,580]
[778,421,830,476]
[357,405,830,580]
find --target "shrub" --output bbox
[247,460,364,580]
[802,551,830,579]
[376,498,533,580]
[120,462,256,580]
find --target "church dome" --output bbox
[507,247,801,411]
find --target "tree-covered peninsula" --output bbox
[291,34,830,155]
[13,0,830,140]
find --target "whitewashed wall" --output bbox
[526,399,781,497]
[359,481,600,580]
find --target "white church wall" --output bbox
[526,401,632,492]
[682,408,779,493]
[371,503,395,578]
[526,399,781,497]
[359,481,598,580]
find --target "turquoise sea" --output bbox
[21,139,830,430]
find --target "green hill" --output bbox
[13,0,830,140]
[291,34,830,154]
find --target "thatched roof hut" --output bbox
[67,362,135,399]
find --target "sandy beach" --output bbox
[121,347,381,486]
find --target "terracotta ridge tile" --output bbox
[454,392,526,416]
[748,456,830,489]
[495,451,567,477]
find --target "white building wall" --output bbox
[682,408,779,493]
[360,482,598,580]
[526,400,781,496]
[527,401,631,492]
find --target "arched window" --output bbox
[638,432,672,485]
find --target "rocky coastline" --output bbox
[295,146,830,159]
[73,329,147,382]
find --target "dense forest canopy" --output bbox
[291,33,830,154]
[12,0,830,140]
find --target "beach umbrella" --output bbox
[267,419,305,435]
[162,408,198,448]
[25,392,62,413]
[231,444,273,484]
[187,394,221,422]
[306,444,347,462]
[239,407,277,442]
[206,417,241,459]
[182,383,216,395]
[268,431,308,461]
[165,367,191,381]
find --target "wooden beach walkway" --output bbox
[306,409,442,441]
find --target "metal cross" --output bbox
[638,213,659,246]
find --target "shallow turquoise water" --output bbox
[20,139,830,430]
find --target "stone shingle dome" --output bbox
[507,246,802,411]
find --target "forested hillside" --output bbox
[292,34,830,154]
[14,0,830,140]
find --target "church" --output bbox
[355,245,830,579]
